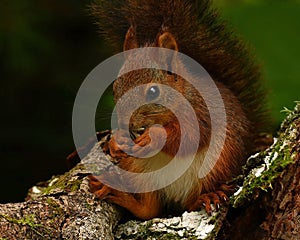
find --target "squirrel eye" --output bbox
[146,85,160,101]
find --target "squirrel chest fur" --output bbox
[88,0,269,220]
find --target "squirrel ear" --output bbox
[123,26,138,51]
[157,32,178,51]
[156,32,179,75]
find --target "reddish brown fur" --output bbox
[88,0,269,219]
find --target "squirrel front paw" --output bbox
[104,126,167,159]
[103,129,134,158]
[131,125,167,158]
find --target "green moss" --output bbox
[117,220,200,239]
[208,211,220,225]
[46,198,64,218]
[30,164,87,197]
[120,231,197,240]
[84,201,93,211]
[0,213,48,237]
[41,174,83,195]
[232,104,299,207]
[149,233,197,240]
[233,141,293,207]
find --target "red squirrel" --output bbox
[88,0,269,220]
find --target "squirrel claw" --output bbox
[188,191,229,214]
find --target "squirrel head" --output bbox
[113,26,210,147]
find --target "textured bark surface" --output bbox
[0,103,299,239]
[261,107,300,240]
[0,142,121,240]
[263,154,300,240]
[220,102,300,240]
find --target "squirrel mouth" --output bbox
[129,127,146,140]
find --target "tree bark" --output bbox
[0,142,122,240]
[219,103,300,240]
[0,103,299,239]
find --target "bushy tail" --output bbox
[90,0,269,133]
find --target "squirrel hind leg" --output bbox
[88,175,162,220]
[106,192,161,220]
[185,183,236,215]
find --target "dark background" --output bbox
[0,0,299,203]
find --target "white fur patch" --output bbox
[139,151,206,205]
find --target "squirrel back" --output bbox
[90,0,269,136]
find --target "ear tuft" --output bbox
[157,32,178,51]
[123,26,138,51]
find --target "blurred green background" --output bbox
[0,0,299,203]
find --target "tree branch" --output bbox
[0,103,299,239]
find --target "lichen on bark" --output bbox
[0,102,299,239]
